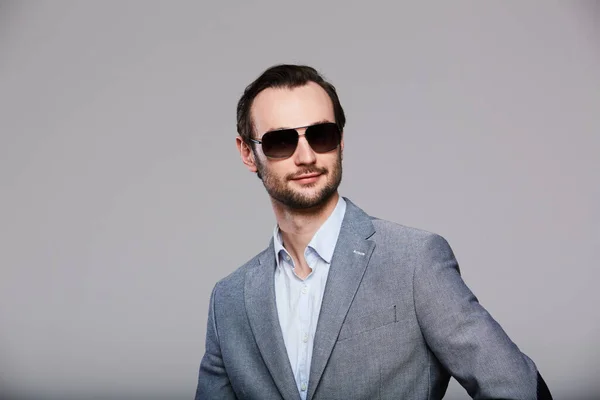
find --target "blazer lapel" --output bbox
[307,199,376,400]
[245,241,301,400]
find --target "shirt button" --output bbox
[301,382,307,391]
[285,254,290,261]
[301,286,308,294]
[303,333,309,343]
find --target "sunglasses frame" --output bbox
[249,121,342,159]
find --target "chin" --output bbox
[301,188,336,204]
[290,181,323,193]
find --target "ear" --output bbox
[340,133,344,152]
[236,136,258,173]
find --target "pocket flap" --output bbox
[338,305,397,341]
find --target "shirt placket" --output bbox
[298,251,317,399]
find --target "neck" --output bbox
[271,192,340,264]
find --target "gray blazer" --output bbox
[196,198,550,399]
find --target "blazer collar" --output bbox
[245,240,301,400]
[273,195,347,268]
[307,198,376,399]
[246,197,376,400]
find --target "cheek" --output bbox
[261,161,290,180]
[322,152,342,168]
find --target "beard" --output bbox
[255,148,343,210]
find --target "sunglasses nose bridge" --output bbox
[293,127,311,148]
[296,129,308,141]
[295,126,308,137]
[293,129,317,161]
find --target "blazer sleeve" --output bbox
[195,283,237,400]
[412,234,552,400]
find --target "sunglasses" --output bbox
[249,122,342,159]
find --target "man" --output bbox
[195,65,551,399]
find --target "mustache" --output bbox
[287,167,328,180]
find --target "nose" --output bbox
[293,130,317,165]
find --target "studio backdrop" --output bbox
[0,1,598,399]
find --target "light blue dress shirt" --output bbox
[273,196,347,400]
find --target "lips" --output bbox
[292,173,321,180]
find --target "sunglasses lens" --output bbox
[261,129,298,158]
[259,123,341,159]
[305,123,341,153]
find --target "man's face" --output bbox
[250,82,343,210]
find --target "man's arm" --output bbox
[413,234,551,399]
[195,283,237,400]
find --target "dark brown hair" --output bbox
[236,64,346,145]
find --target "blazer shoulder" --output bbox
[370,216,447,244]
[368,216,459,266]
[212,247,268,292]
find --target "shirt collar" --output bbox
[273,196,347,269]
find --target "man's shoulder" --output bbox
[367,215,457,265]
[369,215,444,244]
[212,245,270,292]
[346,198,447,245]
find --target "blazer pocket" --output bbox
[338,305,397,341]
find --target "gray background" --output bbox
[1,1,598,399]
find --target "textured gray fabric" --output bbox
[196,198,540,399]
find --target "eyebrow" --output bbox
[267,119,333,132]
